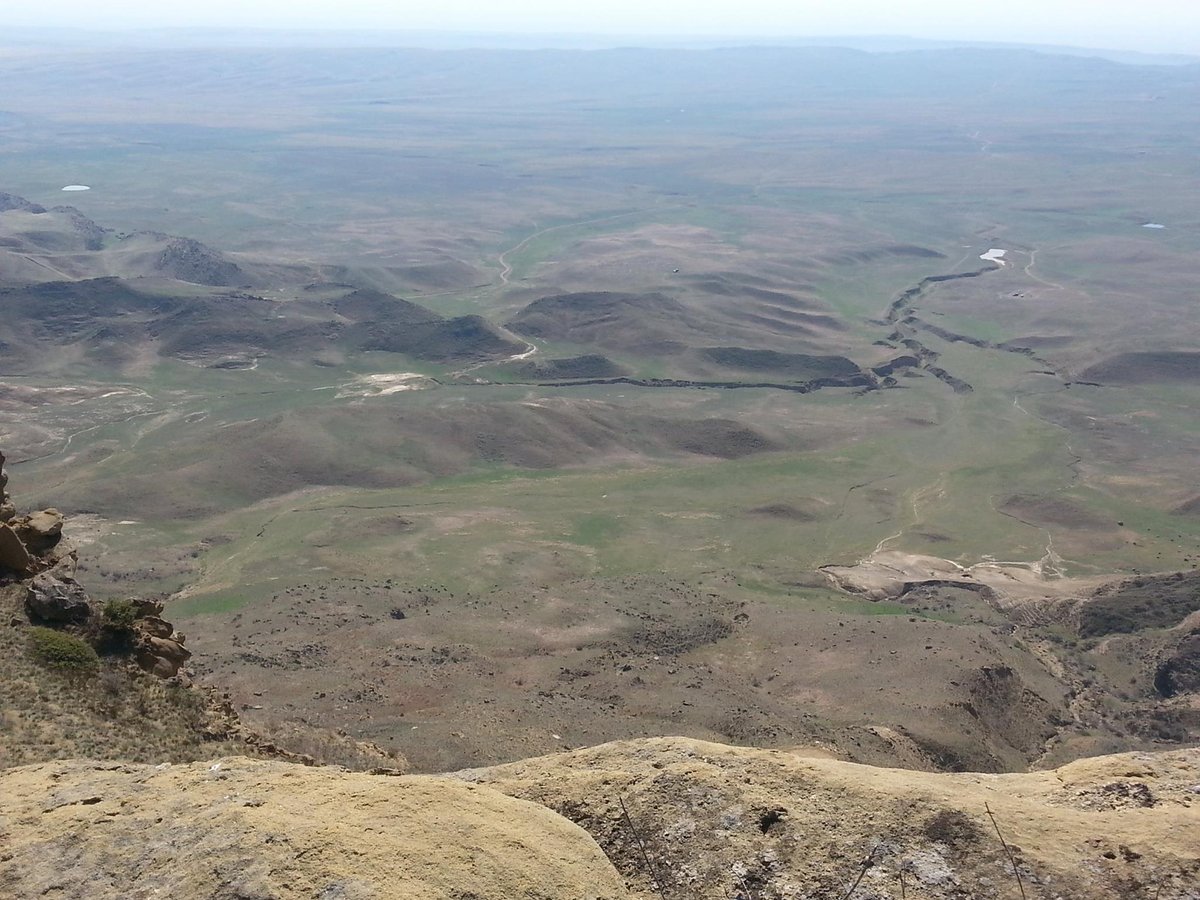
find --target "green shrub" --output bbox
[96,599,140,654]
[27,626,100,675]
[102,599,139,630]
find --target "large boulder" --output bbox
[11,508,64,555]
[0,522,33,574]
[25,573,93,623]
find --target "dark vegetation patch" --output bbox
[337,288,524,362]
[358,314,524,362]
[507,291,692,351]
[0,278,328,368]
[1000,493,1115,530]
[1122,705,1197,743]
[0,277,177,322]
[1171,495,1200,517]
[0,278,525,371]
[653,418,779,459]
[746,503,821,522]
[333,288,442,326]
[825,244,946,264]
[509,354,629,380]
[697,346,860,380]
[152,236,244,286]
[1080,351,1200,384]
[1079,571,1200,638]
[1154,631,1200,698]
[916,531,954,543]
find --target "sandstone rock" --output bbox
[0,454,68,571]
[125,607,192,678]
[25,573,92,623]
[132,597,165,617]
[0,757,629,900]
[137,615,174,639]
[463,736,1200,900]
[134,634,192,678]
[0,522,33,574]
[11,508,64,555]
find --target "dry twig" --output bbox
[618,795,670,900]
[985,802,1027,900]
[841,843,881,900]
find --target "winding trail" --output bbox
[450,339,538,379]
[1022,248,1067,291]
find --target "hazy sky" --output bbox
[10,0,1200,55]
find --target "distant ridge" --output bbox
[3,27,1196,64]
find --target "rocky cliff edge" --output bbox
[0,756,627,900]
[461,736,1200,899]
[2,738,1197,899]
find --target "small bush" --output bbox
[103,599,139,630]
[27,626,100,675]
[95,599,141,654]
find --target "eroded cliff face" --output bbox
[462,737,1200,900]
[0,757,629,900]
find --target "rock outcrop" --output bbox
[1,449,190,678]
[3,739,1196,899]
[0,452,72,575]
[0,521,33,573]
[0,757,629,900]
[129,598,192,677]
[25,572,93,623]
[10,507,64,554]
[462,736,1200,900]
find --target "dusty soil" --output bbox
[183,569,1091,774]
[820,548,1111,610]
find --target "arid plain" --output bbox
[1,41,1198,773]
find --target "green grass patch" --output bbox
[27,627,100,675]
